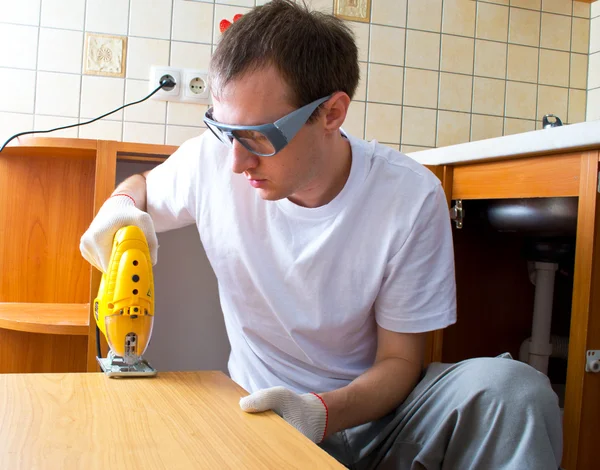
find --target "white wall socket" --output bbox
[149,65,211,105]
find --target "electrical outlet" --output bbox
[149,65,182,101]
[181,69,211,104]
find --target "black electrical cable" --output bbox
[0,76,177,153]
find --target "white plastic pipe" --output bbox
[528,261,558,375]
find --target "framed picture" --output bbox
[334,0,371,23]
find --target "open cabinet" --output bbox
[424,150,600,470]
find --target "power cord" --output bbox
[0,75,177,153]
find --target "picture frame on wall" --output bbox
[333,0,371,23]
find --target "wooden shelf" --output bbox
[0,302,89,336]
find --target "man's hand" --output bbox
[239,386,328,443]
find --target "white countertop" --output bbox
[406,120,600,166]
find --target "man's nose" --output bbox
[231,139,258,174]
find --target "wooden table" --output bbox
[0,371,344,469]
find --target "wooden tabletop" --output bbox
[0,371,344,469]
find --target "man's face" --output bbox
[211,66,324,204]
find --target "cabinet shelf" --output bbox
[0,302,89,336]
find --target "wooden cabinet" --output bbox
[0,138,176,374]
[423,150,600,470]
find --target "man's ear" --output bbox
[322,92,351,135]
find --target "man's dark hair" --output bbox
[209,0,359,117]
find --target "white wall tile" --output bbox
[129,0,173,40]
[591,16,600,54]
[365,103,402,143]
[216,0,254,8]
[35,71,81,116]
[367,63,403,105]
[85,0,129,35]
[38,28,83,74]
[167,102,208,126]
[124,79,166,123]
[372,0,407,27]
[589,52,600,89]
[0,112,34,145]
[170,42,212,70]
[123,121,165,144]
[370,25,405,66]
[41,0,85,30]
[0,69,36,113]
[0,24,38,69]
[172,0,214,44]
[126,37,170,80]
[354,62,368,102]
[343,100,366,139]
[1,0,41,25]
[586,88,600,121]
[78,117,123,140]
[346,21,370,62]
[80,75,125,119]
[166,125,204,146]
[34,114,79,137]
[308,0,333,14]
[213,4,254,44]
[593,1,600,18]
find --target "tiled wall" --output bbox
[0,0,593,149]
[587,2,600,120]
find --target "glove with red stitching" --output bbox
[239,386,329,443]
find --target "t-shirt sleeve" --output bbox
[375,182,457,333]
[145,136,201,233]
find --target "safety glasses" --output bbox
[203,95,332,156]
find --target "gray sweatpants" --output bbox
[319,355,563,469]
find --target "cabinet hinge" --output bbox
[450,200,464,229]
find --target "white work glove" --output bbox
[80,194,158,273]
[239,386,328,443]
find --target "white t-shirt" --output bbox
[146,131,456,394]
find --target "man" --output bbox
[80,1,562,468]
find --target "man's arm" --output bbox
[319,327,425,437]
[112,171,151,211]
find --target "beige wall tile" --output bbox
[3,0,40,25]
[166,126,204,146]
[537,85,568,122]
[354,62,368,102]
[365,103,402,143]
[437,110,470,146]
[372,0,407,28]
[442,0,476,37]
[504,117,535,135]
[34,115,79,138]
[172,0,214,44]
[509,8,541,46]
[488,0,509,5]
[570,53,588,89]
[405,30,440,70]
[126,37,170,80]
[407,0,442,32]
[440,35,474,74]
[124,80,167,124]
[38,28,83,74]
[346,21,370,62]
[505,81,537,119]
[590,17,600,54]
[0,69,35,114]
[541,0,571,16]
[476,2,509,42]
[86,0,129,35]
[510,0,541,10]
[170,42,212,70]
[123,122,165,145]
[540,13,571,51]
[472,77,505,116]
[344,101,366,138]
[78,119,123,140]
[401,145,432,153]
[80,76,125,120]
[367,64,404,105]
[213,4,253,44]
[588,52,600,89]
[370,25,405,66]
[167,102,208,127]
[404,68,439,108]
[130,0,172,40]
[538,49,569,87]
[474,39,507,79]
[35,72,81,117]
[507,44,539,82]
[216,0,254,7]
[571,17,590,54]
[41,0,85,30]
[573,2,590,19]
[568,89,586,123]
[471,114,503,141]
[402,107,437,146]
[586,88,600,121]
[439,73,472,112]
[0,24,38,69]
